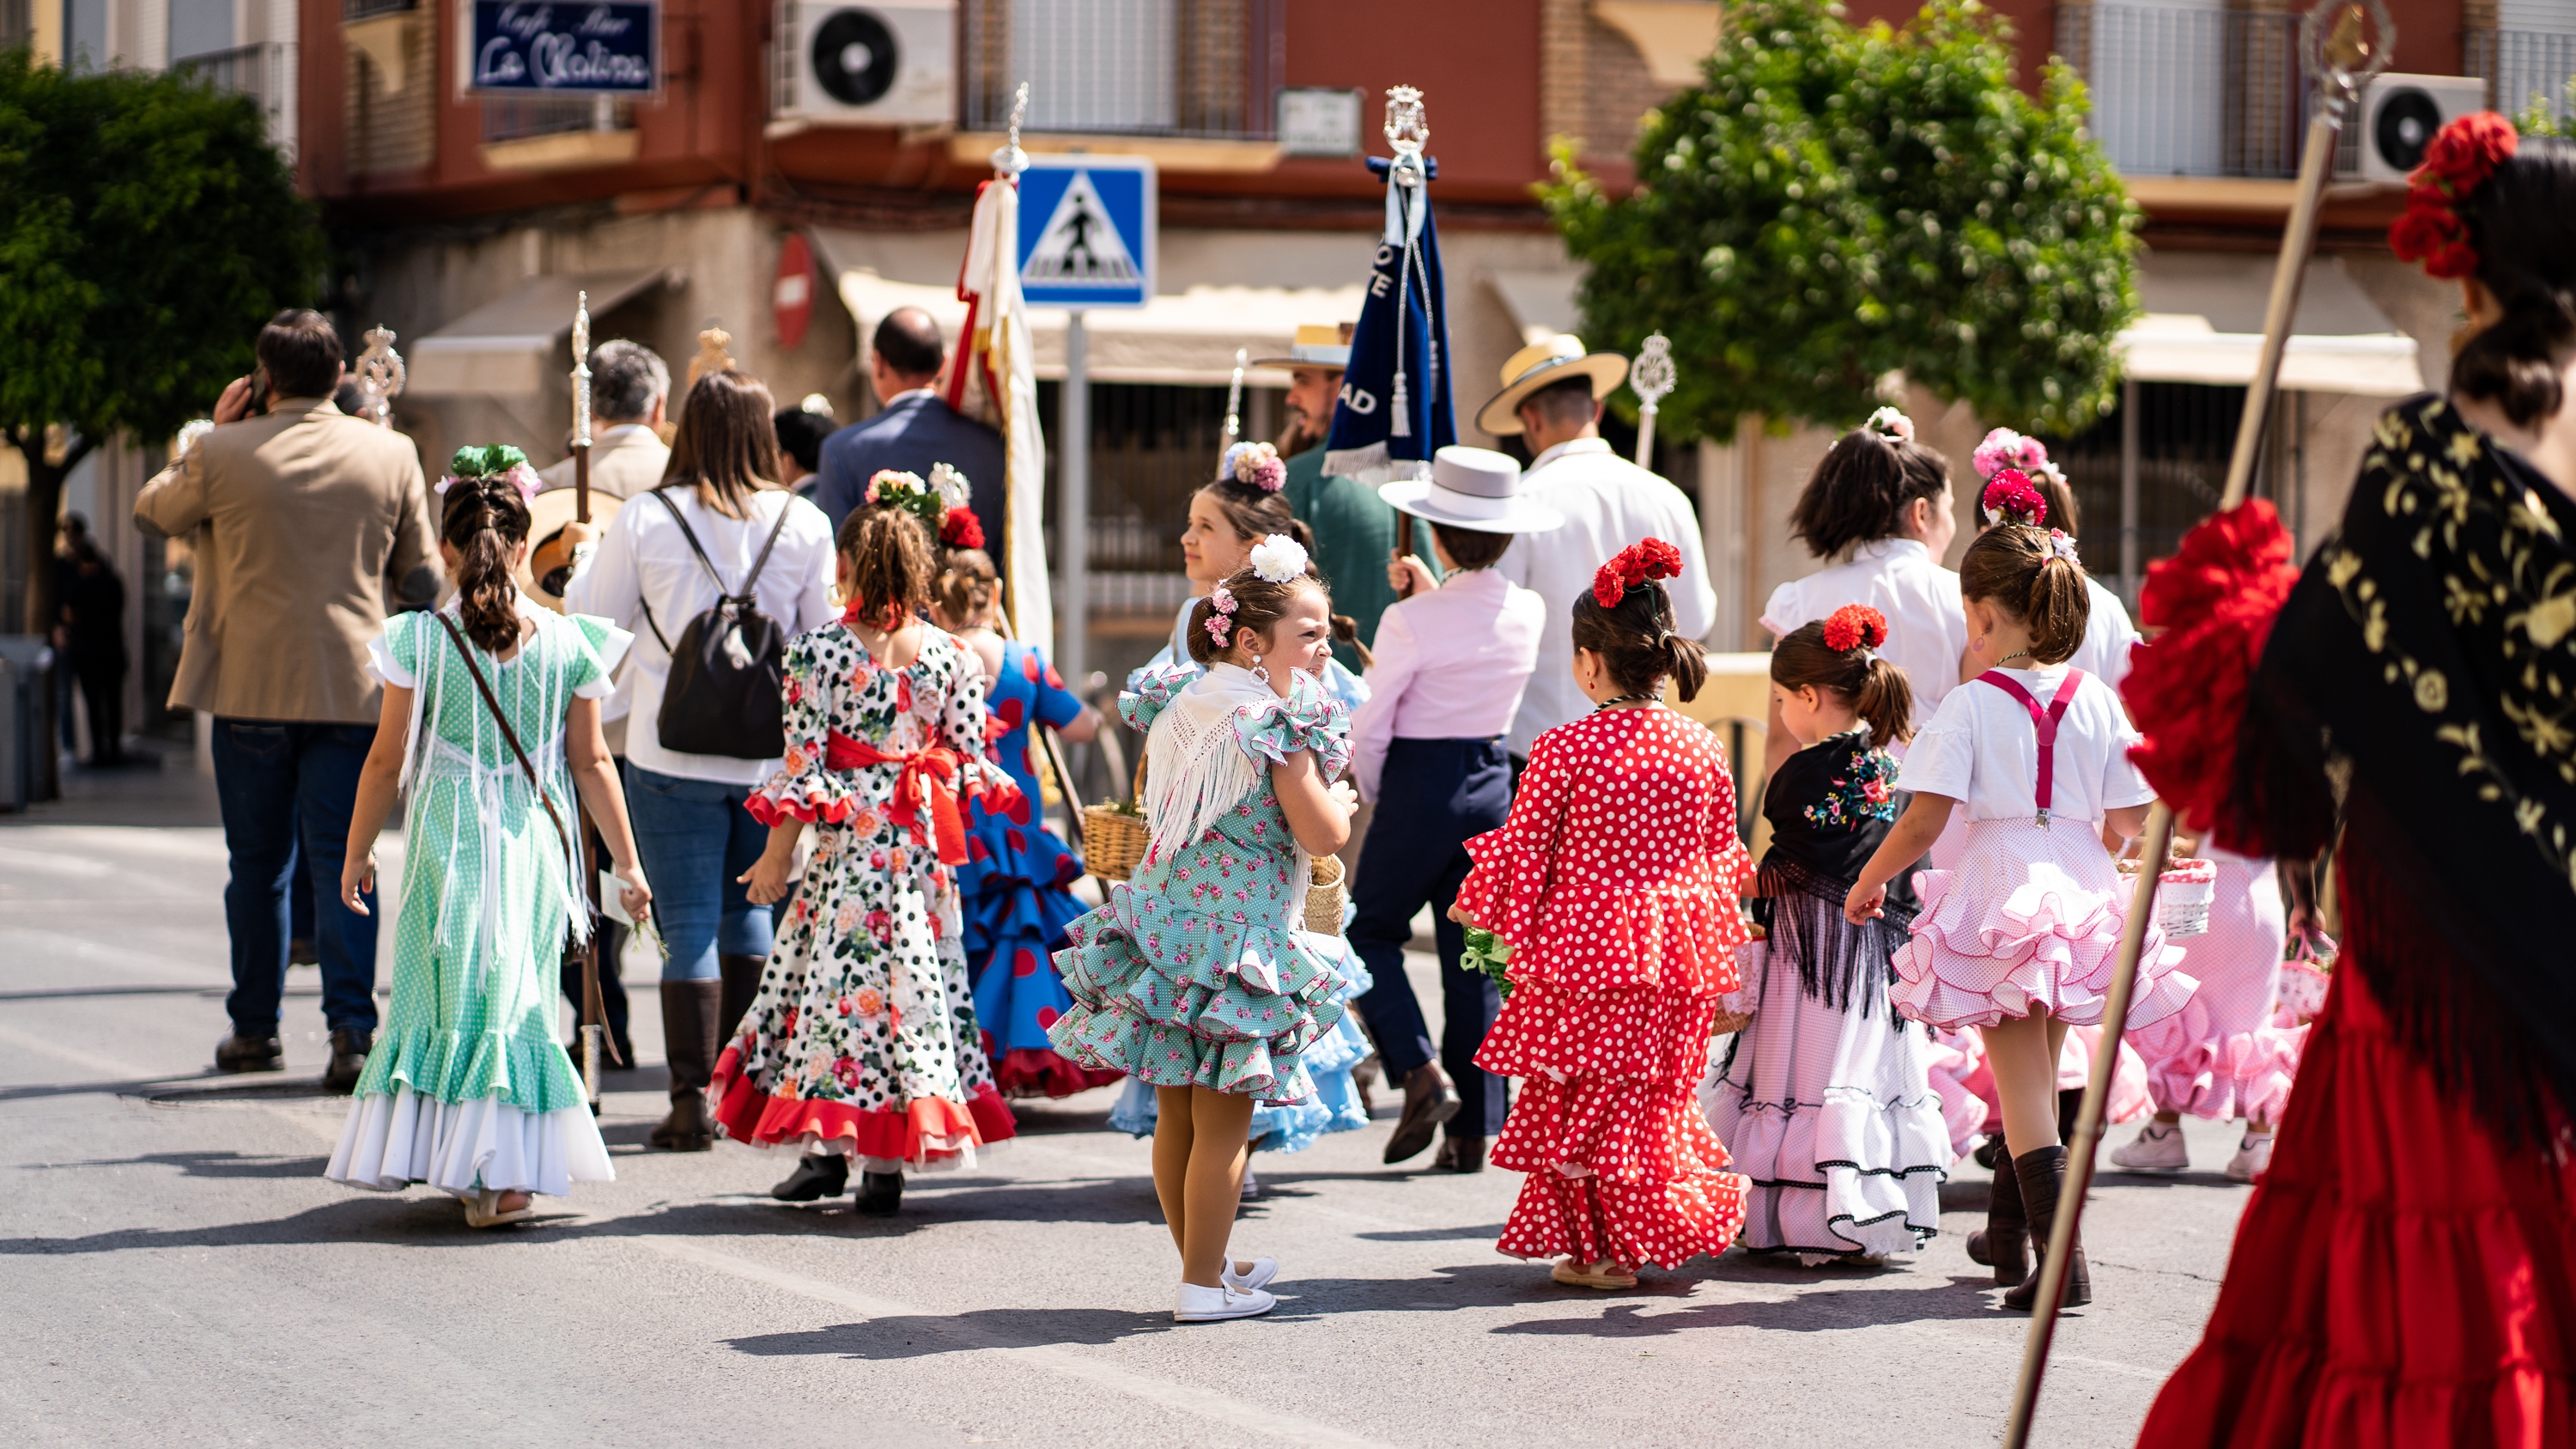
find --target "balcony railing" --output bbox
[481,94,635,143]
[961,0,1285,140]
[2469,28,2576,126]
[2057,3,2305,178]
[179,41,298,156]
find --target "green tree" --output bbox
[0,48,323,628]
[1544,0,2141,442]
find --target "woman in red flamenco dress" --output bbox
[2128,118,2576,1445]
[1451,541,1758,1290]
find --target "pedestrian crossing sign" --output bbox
[1015,155,1157,309]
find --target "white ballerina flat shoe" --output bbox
[1175,1282,1275,1323]
[1223,1255,1279,1292]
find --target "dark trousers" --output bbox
[1348,737,1515,1137]
[71,654,124,764]
[212,719,379,1036]
[561,761,633,1054]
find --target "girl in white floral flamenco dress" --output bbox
[1845,519,2193,1311]
[327,450,652,1228]
[1049,535,1359,1324]
[716,503,1022,1216]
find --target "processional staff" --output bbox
[2001,3,2392,1441]
[567,288,611,1110]
[571,291,593,526]
[1630,333,1674,467]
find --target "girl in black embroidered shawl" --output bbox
[2133,120,2576,1445]
[1704,606,1949,1263]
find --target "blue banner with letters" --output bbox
[470,3,659,94]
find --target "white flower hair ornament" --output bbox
[1247,533,1309,584]
[2047,528,2081,563]
[1864,405,1915,444]
[928,462,972,510]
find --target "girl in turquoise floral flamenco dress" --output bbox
[327,448,653,1229]
[1049,533,1359,1323]
[715,502,1022,1217]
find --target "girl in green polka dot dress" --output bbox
[326,451,653,1228]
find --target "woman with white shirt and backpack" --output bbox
[566,370,837,1151]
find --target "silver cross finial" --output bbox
[993,81,1030,177]
[354,325,405,427]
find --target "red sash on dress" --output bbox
[1975,667,2086,829]
[823,731,971,866]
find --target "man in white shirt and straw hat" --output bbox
[1482,335,1716,762]
[1346,445,1563,1172]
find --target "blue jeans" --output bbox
[624,764,775,982]
[212,719,380,1036]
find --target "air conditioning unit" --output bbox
[775,1,954,127]
[2342,73,2489,183]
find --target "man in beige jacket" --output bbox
[136,309,440,1089]
[538,338,671,501]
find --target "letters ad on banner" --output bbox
[469,2,660,94]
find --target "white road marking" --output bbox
[640,1237,1403,1449]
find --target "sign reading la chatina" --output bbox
[469,1,660,94]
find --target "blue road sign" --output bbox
[470,3,659,95]
[1015,155,1157,309]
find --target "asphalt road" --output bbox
[3,764,2254,1448]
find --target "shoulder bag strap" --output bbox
[432,612,576,865]
[736,490,799,602]
[1974,667,2086,829]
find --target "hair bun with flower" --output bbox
[2047,528,2082,563]
[2390,111,2518,281]
[1223,441,1287,493]
[939,506,984,550]
[1981,468,2049,528]
[1971,427,2060,485]
[1821,603,1889,654]
[437,443,542,503]
[1590,537,1686,607]
[1247,533,1309,583]
[1863,405,1915,444]
[865,468,946,531]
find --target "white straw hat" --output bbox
[1377,446,1565,534]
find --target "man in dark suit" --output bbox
[813,309,1006,550]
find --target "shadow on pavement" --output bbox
[1488,1278,2006,1336]
[1351,1222,1510,1243]
[721,1309,1170,1361]
[59,1150,332,1179]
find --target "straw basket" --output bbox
[1303,853,1349,935]
[1080,760,1151,884]
[2123,857,2216,939]
[1708,928,1764,1036]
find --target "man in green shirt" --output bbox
[1261,324,1412,672]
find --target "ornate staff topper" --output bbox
[1220,346,1248,462]
[351,325,405,427]
[688,321,735,391]
[1382,84,1431,439]
[1629,332,1674,466]
[991,80,1030,179]
[570,290,592,449]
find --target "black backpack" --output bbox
[637,488,797,759]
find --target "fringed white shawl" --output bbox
[1140,663,1313,928]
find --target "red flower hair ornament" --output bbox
[1821,603,1888,654]
[2389,112,2517,281]
[1981,469,2048,528]
[939,506,984,550]
[1592,537,1686,607]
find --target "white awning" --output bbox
[1485,269,1583,345]
[809,228,1363,386]
[2117,253,2424,396]
[407,269,678,396]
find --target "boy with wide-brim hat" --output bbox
[1479,335,1716,762]
[1346,445,1563,1171]
[1259,322,1406,673]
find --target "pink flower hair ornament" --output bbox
[1981,468,2049,528]
[1972,428,2058,484]
[1204,583,1239,645]
[1222,441,1287,493]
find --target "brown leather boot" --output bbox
[1432,1135,1486,1172]
[1968,1145,2030,1284]
[1382,1063,1461,1165]
[2003,1146,2091,1310]
[716,953,766,1053]
[652,979,720,1151]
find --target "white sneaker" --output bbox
[1240,1169,1261,1200]
[2225,1131,2274,1183]
[1223,1255,1279,1292]
[2109,1121,2190,1172]
[1176,1282,1276,1322]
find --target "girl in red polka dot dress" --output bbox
[1451,539,1759,1289]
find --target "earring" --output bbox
[1249,652,1270,685]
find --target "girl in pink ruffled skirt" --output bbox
[1844,514,2191,1311]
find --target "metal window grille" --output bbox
[2057,3,2306,178]
[342,0,417,15]
[962,0,1285,139]
[0,0,32,50]
[179,41,299,155]
[2041,381,2283,599]
[2467,28,2576,125]
[481,94,636,143]
[1039,380,1232,581]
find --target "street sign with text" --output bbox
[1014,155,1157,310]
[469,3,660,94]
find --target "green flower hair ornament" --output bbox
[438,443,542,502]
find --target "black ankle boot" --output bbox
[1967,1145,2029,1284]
[2003,1146,2091,1310]
[771,1154,849,1202]
[854,1170,903,1216]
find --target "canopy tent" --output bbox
[405,269,680,396]
[2117,252,2424,396]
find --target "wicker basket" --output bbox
[2121,857,2216,939]
[1708,928,1764,1036]
[1081,759,1151,884]
[1303,853,1349,934]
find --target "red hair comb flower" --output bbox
[1592,537,1686,607]
[1821,603,1888,654]
[2390,112,2517,280]
[939,506,984,550]
[1982,469,2048,528]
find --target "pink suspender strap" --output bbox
[1976,668,2086,828]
